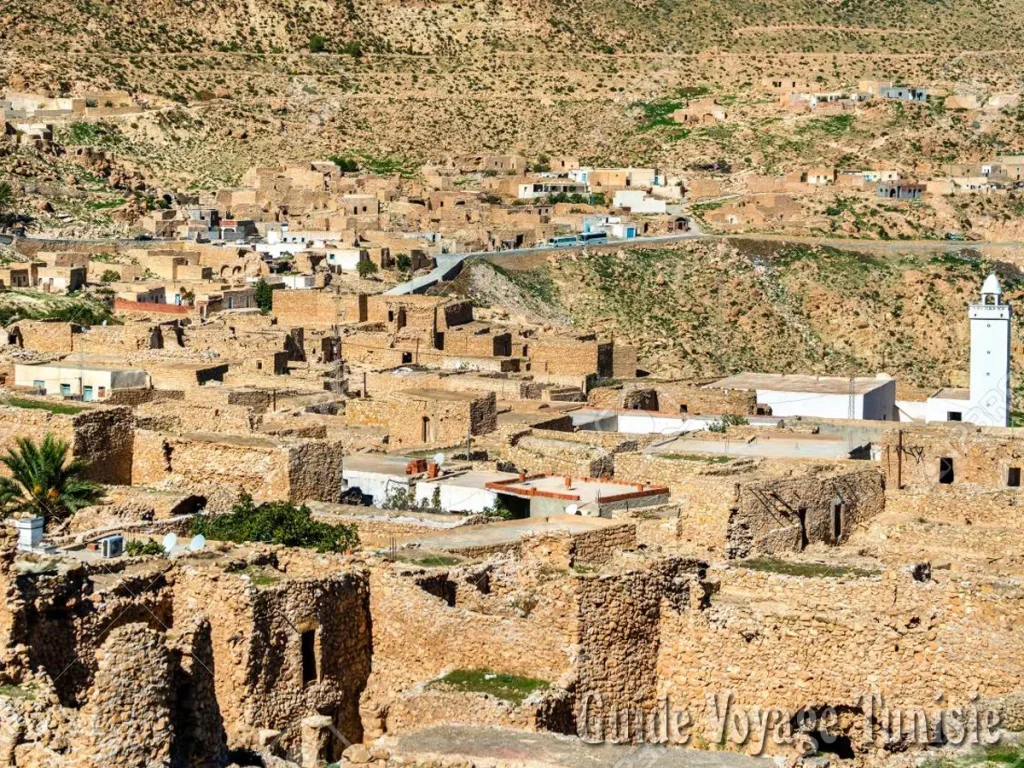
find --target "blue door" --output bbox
[83,386,94,402]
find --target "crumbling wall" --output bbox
[731,468,885,558]
[881,426,1024,489]
[362,561,579,738]
[504,434,614,478]
[594,382,759,416]
[72,322,173,355]
[172,556,372,760]
[0,405,134,485]
[576,558,705,713]
[71,624,175,768]
[654,564,1024,753]
[10,321,78,353]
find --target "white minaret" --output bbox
[967,273,1011,426]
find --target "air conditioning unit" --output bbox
[99,535,124,559]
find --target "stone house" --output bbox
[671,98,727,125]
[36,265,86,293]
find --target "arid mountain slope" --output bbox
[462,242,1024,405]
[5,0,1024,55]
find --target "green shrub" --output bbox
[125,538,165,557]
[357,259,378,278]
[190,494,359,552]
[308,35,326,53]
[431,669,549,704]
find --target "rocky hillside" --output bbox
[462,242,1024,405]
[6,0,1024,55]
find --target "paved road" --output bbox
[385,229,1024,295]
[384,229,707,295]
[392,726,772,767]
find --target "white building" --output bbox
[612,190,667,214]
[280,274,316,289]
[707,373,896,421]
[920,274,1011,426]
[14,362,151,401]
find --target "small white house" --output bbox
[322,248,368,273]
[14,362,151,401]
[612,190,667,214]
[280,274,316,289]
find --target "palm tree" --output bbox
[0,435,104,527]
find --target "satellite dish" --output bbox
[162,533,178,554]
[188,534,206,552]
[433,453,446,466]
[565,504,580,516]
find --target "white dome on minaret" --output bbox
[982,273,1003,298]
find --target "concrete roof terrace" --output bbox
[484,473,669,504]
[708,372,893,396]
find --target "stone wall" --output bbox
[529,338,612,377]
[576,559,704,713]
[362,560,580,738]
[653,564,1024,753]
[136,400,262,434]
[106,388,185,407]
[388,391,497,449]
[881,425,1024,490]
[503,434,615,478]
[0,404,134,485]
[10,320,79,353]
[72,624,175,768]
[172,554,372,759]
[731,467,885,558]
[592,381,759,416]
[132,429,344,502]
[72,322,174,355]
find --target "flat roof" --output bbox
[650,433,858,460]
[486,474,668,505]
[399,388,483,402]
[344,454,420,476]
[16,361,136,373]
[709,373,892,396]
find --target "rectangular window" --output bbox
[301,629,317,686]
[947,411,962,422]
[939,457,954,485]
[679,404,688,414]
[1009,467,1021,488]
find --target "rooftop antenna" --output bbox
[565,503,580,516]
[188,534,206,552]
[433,452,446,467]
[161,533,178,554]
